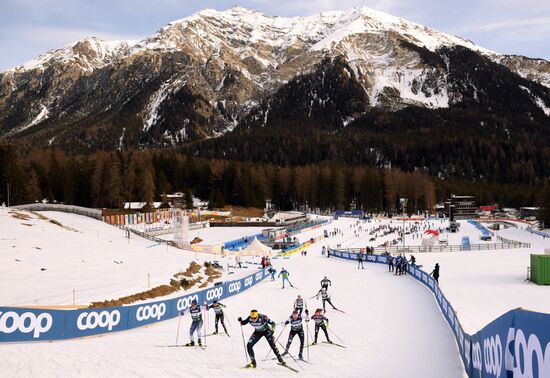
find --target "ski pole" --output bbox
[265,324,286,359]
[203,302,208,347]
[175,313,182,345]
[327,327,345,345]
[275,338,304,371]
[305,302,310,362]
[224,308,233,329]
[225,314,233,329]
[240,323,249,364]
[306,322,311,362]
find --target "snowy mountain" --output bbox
[0,6,549,151]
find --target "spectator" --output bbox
[357,252,365,269]
[430,263,440,283]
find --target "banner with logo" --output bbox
[329,249,550,378]
[0,269,268,342]
[0,307,66,342]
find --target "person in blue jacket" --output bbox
[180,299,203,347]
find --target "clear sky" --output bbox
[1,0,549,71]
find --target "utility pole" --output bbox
[6,183,10,207]
[400,198,408,250]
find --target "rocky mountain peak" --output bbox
[0,6,549,152]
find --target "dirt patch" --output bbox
[32,212,49,221]
[90,284,179,308]
[175,261,202,278]
[10,211,31,221]
[205,266,222,280]
[90,261,211,308]
[29,211,79,232]
[178,276,202,290]
[21,223,33,227]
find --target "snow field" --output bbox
[2,211,548,377]
[1,236,465,377]
[0,209,248,307]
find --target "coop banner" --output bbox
[0,307,66,342]
[466,310,550,378]
[330,249,388,265]
[330,249,550,378]
[0,269,267,342]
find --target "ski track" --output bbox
[1,217,465,377]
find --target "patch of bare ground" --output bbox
[29,211,79,232]
[89,262,223,308]
[10,211,32,221]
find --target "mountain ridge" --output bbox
[0,5,549,152]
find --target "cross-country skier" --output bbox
[238,310,285,368]
[206,299,228,335]
[315,287,337,312]
[180,299,203,347]
[283,309,308,360]
[310,308,331,345]
[320,276,331,290]
[294,295,305,315]
[278,267,294,288]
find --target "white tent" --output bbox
[241,237,272,257]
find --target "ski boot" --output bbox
[185,341,195,347]
[327,340,333,344]
[198,338,202,347]
[213,330,218,335]
[245,359,257,368]
[298,354,304,360]
[277,356,286,366]
[282,348,289,356]
[311,341,317,345]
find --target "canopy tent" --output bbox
[240,237,272,257]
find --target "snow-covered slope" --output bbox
[1,216,465,377]
[5,7,493,74]
[0,209,248,307]
[8,37,137,74]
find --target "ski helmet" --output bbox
[213,299,218,304]
[191,299,198,306]
[250,309,259,318]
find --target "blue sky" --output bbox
[1,0,549,71]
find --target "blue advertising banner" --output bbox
[0,269,268,342]
[329,249,550,378]
[0,307,66,342]
[64,307,129,339]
